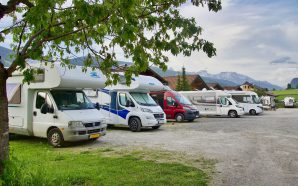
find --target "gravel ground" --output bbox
[89,109,298,186]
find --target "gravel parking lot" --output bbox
[91,109,298,186]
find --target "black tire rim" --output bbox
[130,119,138,131]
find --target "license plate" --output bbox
[90,133,101,139]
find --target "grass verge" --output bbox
[1,139,211,186]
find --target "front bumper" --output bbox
[184,110,199,120]
[237,109,245,116]
[62,126,107,142]
[141,113,167,127]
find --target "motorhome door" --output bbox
[116,92,132,125]
[33,91,56,138]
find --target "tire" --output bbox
[128,117,142,132]
[175,113,184,122]
[249,109,257,115]
[228,110,237,118]
[188,119,194,122]
[47,128,65,147]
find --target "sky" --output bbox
[169,0,298,87]
[0,0,298,87]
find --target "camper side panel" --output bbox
[7,77,33,136]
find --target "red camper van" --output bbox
[150,90,199,122]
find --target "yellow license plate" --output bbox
[90,133,101,139]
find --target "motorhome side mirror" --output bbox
[40,103,48,114]
[94,102,100,110]
[48,107,54,113]
[126,100,135,107]
[174,102,178,107]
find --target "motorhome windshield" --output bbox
[51,90,95,110]
[252,95,260,104]
[130,92,157,106]
[175,93,192,105]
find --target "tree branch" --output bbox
[0,0,34,20]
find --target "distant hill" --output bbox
[196,71,283,90]
[290,78,298,89]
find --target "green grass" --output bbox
[1,138,210,186]
[272,89,298,108]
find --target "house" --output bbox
[240,81,255,91]
[164,75,210,90]
[240,81,266,91]
[207,83,224,90]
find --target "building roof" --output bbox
[207,83,224,90]
[164,75,209,90]
[223,86,242,91]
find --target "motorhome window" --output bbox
[232,95,242,103]
[130,92,157,106]
[175,94,191,105]
[252,95,260,104]
[192,96,203,103]
[218,97,228,105]
[84,89,97,97]
[6,83,21,104]
[110,92,117,110]
[119,93,128,107]
[205,96,216,104]
[166,97,176,106]
[36,92,53,109]
[51,90,94,110]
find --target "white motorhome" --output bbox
[179,90,245,117]
[7,62,107,147]
[86,75,167,132]
[260,96,276,110]
[284,97,296,108]
[227,91,263,115]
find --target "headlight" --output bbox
[68,121,84,128]
[183,107,190,111]
[141,108,153,113]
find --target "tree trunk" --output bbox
[0,63,9,176]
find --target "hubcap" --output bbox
[51,133,60,144]
[177,115,183,122]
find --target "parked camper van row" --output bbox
[7,62,266,147]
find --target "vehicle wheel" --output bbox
[152,126,160,130]
[249,109,257,115]
[47,128,65,147]
[188,119,194,122]
[128,117,142,132]
[228,110,237,118]
[175,113,184,122]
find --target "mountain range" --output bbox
[0,46,283,90]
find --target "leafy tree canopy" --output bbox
[0,0,221,85]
